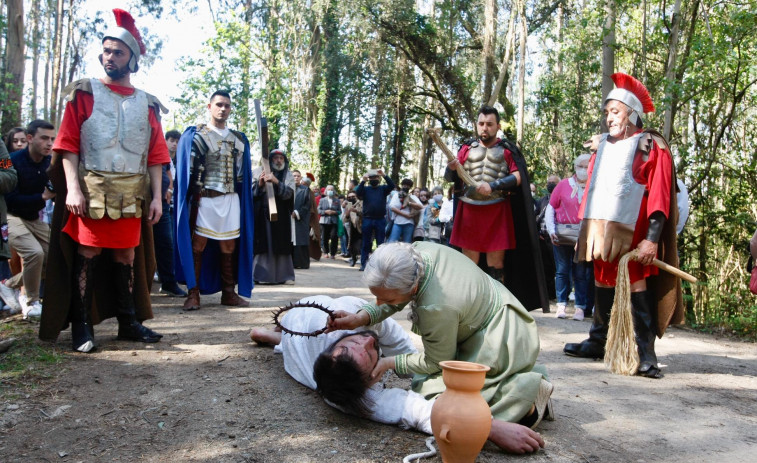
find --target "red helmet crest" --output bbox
[610,73,655,113]
[112,9,146,55]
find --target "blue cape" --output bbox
[174,125,254,297]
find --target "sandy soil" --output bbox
[1,257,756,462]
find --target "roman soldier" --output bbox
[174,91,254,311]
[564,73,684,378]
[41,9,168,352]
[445,105,549,312]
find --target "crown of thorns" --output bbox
[272,301,336,337]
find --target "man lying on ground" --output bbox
[249,295,545,454]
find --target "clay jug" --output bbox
[430,360,492,463]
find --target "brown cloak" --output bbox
[39,152,156,342]
[642,131,684,337]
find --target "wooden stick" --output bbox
[254,99,278,222]
[425,128,481,187]
[652,258,697,283]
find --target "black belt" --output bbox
[201,190,227,198]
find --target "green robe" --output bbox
[361,242,547,422]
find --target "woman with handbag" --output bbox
[545,154,592,320]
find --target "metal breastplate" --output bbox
[460,142,509,205]
[583,133,645,225]
[78,78,151,220]
[80,78,150,174]
[195,126,244,194]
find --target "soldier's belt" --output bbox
[201,189,230,198]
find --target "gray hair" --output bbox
[574,153,591,169]
[363,242,425,294]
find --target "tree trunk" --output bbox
[390,55,410,182]
[2,0,25,134]
[516,0,527,146]
[481,0,497,104]
[305,13,322,173]
[57,0,74,127]
[29,0,42,120]
[641,0,647,82]
[43,0,52,120]
[418,113,433,188]
[49,0,64,126]
[0,0,5,73]
[552,1,564,133]
[371,98,383,168]
[667,0,699,147]
[487,11,516,107]
[601,0,616,131]
[662,0,683,140]
[390,98,407,182]
[317,0,341,186]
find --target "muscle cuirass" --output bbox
[193,125,245,194]
[583,133,645,225]
[78,78,151,220]
[460,142,510,205]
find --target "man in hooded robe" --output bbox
[252,149,295,284]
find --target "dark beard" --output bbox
[104,65,129,80]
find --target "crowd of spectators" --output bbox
[0,121,56,318]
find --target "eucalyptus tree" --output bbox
[1,0,24,133]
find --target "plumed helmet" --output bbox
[102,9,146,73]
[604,73,655,126]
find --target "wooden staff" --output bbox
[425,128,481,187]
[254,99,278,222]
[652,258,697,283]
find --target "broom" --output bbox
[604,250,640,375]
[605,250,697,376]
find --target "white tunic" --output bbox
[274,295,434,433]
[195,194,241,240]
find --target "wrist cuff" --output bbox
[394,354,408,375]
[489,174,518,191]
[360,305,380,325]
[646,211,666,243]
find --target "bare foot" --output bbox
[488,420,545,454]
[249,328,282,346]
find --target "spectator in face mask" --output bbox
[355,169,395,271]
[545,155,592,320]
[318,185,342,259]
[424,186,447,244]
[343,192,362,266]
[388,179,423,243]
[413,188,430,242]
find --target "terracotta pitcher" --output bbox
[430,360,492,463]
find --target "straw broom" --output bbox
[605,249,697,375]
[604,250,640,376]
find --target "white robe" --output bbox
[274,295,434,433]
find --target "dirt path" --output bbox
[2,257,756,462]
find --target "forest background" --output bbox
[1,0,755,337]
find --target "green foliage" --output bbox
[173,11,258,135]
